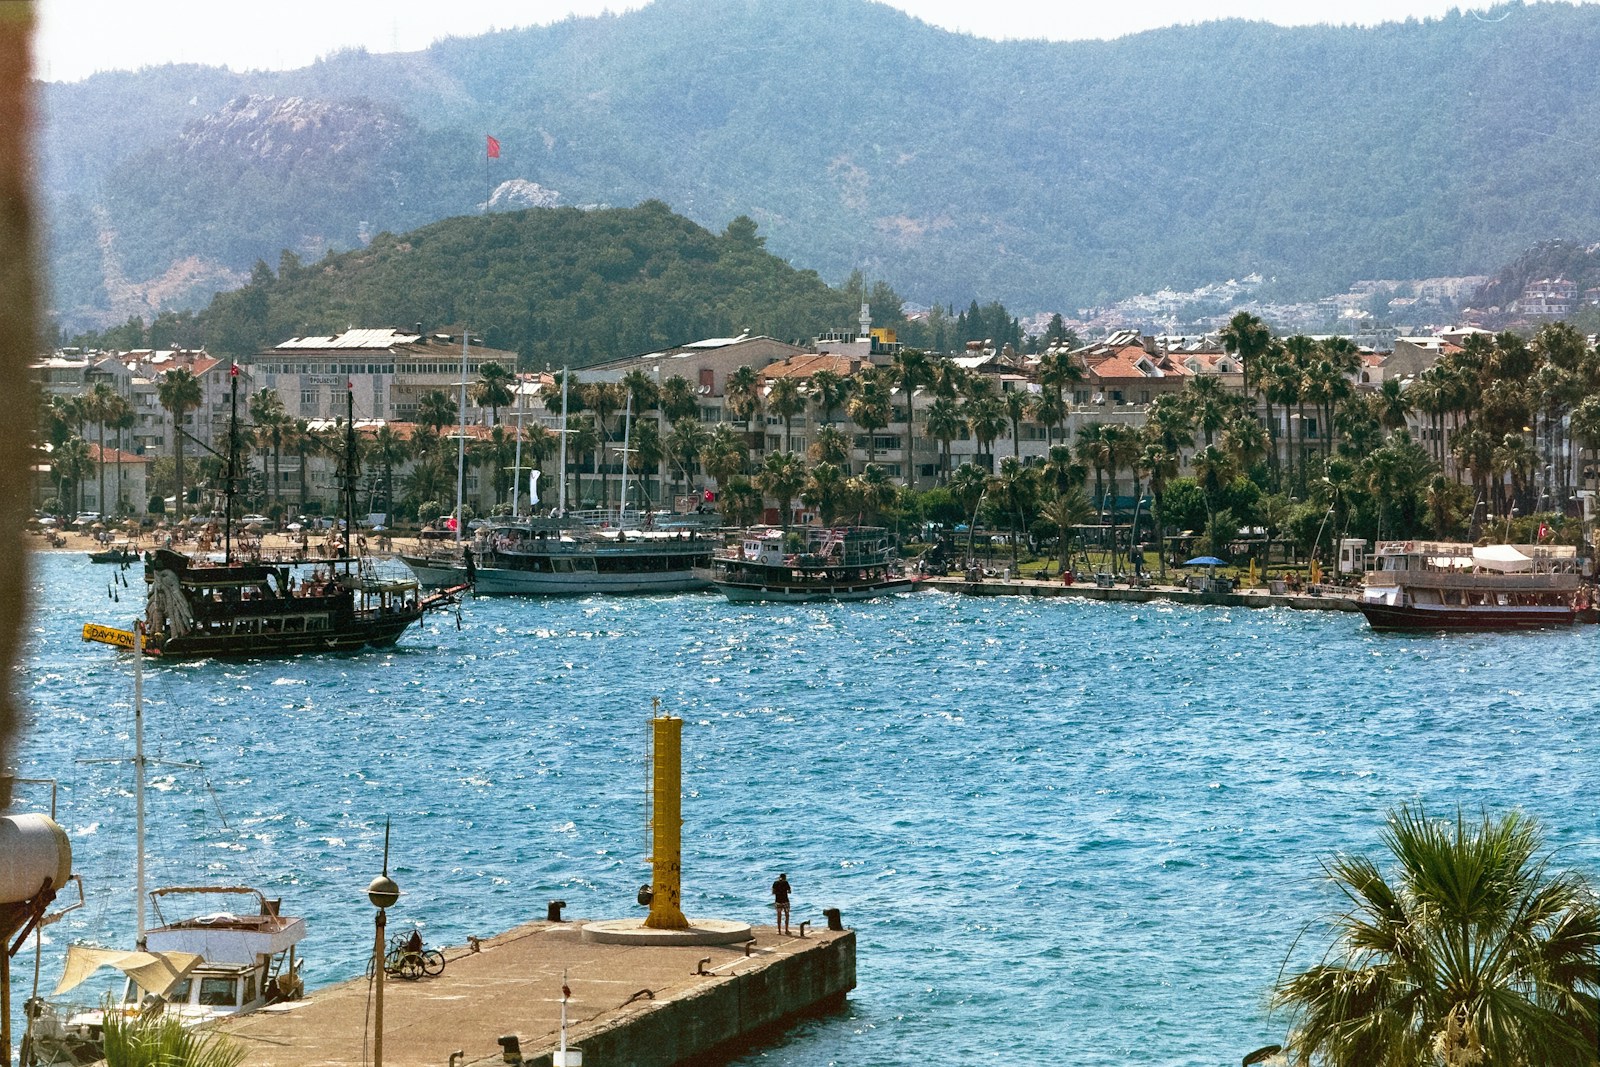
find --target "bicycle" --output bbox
[366,932,445,980]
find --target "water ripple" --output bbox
[10,561,1600,1065]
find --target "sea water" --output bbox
[9,553,1600,1065]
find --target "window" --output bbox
[301,390,317,408]
[199,977,237,1007]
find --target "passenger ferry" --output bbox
[700,526,919,603]
[1357,540,1589,631]
[400,514,715,595]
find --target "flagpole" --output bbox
[455,331,468,542]
[512,376,525,516]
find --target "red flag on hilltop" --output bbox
[486,135,500,159]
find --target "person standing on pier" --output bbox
[772,873,792,935]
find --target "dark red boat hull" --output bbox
[1358,601,1575,632]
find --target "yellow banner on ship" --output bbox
[82,623,138,649]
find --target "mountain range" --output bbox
[35,0,1600,334]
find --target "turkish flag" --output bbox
[486,135,500,159]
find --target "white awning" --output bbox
[55,945,203,997]
[1473,545,1533,572]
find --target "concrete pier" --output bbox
[215,918,854,1067]
[924,574,1361,612]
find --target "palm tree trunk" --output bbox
[96,422,107,518]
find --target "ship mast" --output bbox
[224,365,238,565]
[343,382,356,562]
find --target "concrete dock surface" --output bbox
[216,919,855,1067]
[923,574,1362,612]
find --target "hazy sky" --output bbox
[32,0,1552,82]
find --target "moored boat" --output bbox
[1357,540,1589,632]
[699,526,920,603]
[86,542,138,565]
[81,375,463,658]
[400,514,715,595]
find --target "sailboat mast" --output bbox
[134,621,146,948]
[557,371,569,516]
[512,377,525,516]
[619,393,633,523]
[455,332,468,543]
[224,366,238,565]
[343,383,356,561]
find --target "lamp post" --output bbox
[367,824,400,1067]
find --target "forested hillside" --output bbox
[36,0,1600,331]
[132,203,909,365]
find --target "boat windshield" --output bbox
[198,976,238,1006]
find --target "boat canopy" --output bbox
[54,945,203,997]
[1473,545,1533,572]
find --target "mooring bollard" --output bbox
[798,920,810,938]
[823,907,844,931]
[546,899,567,922]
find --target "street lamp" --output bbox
[368,822,401,1067]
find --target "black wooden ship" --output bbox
[85,373,464,658]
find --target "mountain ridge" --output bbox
[36,0,1600,331]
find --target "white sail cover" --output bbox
[55,945,203,997]
[1473,545,1533,572]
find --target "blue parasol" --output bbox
[1184,556,1228,567]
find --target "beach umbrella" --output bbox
[1184,555,1228,567]
[286,522,303,531]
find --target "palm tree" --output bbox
[809,426,852,469]
[1136,441,1179,579]
[850,463,896,526]
[157,367,203,521]
[1003,390,1028,462]
[724,365,764,449]
[766,376,806,454]
[808,368,851,426]
[369,425,411,520]
[1029,389,1067,450]
[1040,489,1094,576]
[846,369,892,468]
[717,475,763,527]
[249,388,289,513]
[107,394,136,517]
[702,424,747,490]
[801,461,848,527]
[54,436,93,514]
[756,450,807,533]
[964,394,1006,475]
[1036,347,1083,435]
[925,397,965,484]
[1377,377,1412,432]
[1272,805,1600,1067]
[891,348,932,488]
[583,381,623,507]
[624,416,665,508]
[666,417,710,507]
[992,456,1029,572]
[472,362,515,425]
[949,462,988,564]
[1191,445,1236,530]
[83,382,121,519]
[620,368,661,422]
[1219,310,1271,414]
[659,374,699,424]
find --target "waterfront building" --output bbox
[245,327,518,424]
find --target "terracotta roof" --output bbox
[88,443,151,464]
[760,354,860,380]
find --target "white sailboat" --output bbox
[25,626,306,1064]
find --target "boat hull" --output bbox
[400,551,712,596]
[149,611,424,657]
[712,576,919,603]
[1358,601,1575,632]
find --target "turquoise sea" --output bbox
[8,552,1600,1065]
